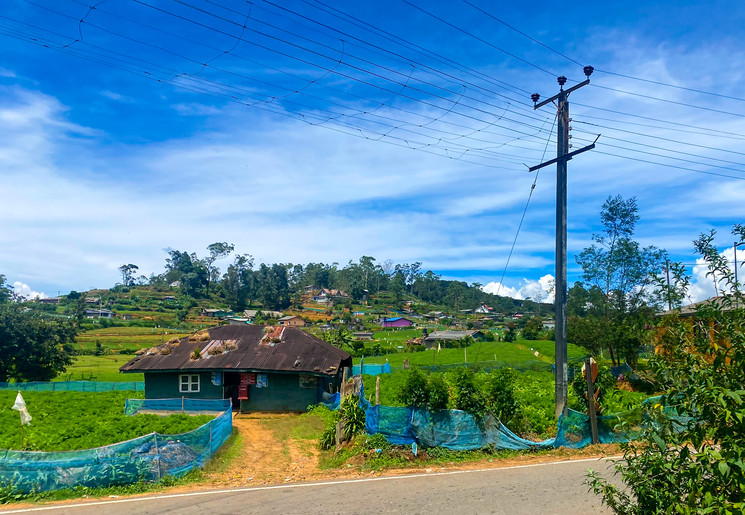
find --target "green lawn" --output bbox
[55,355,143,382]
[75,326,190,353]
[359,338,586,370]
[0,391,213,451]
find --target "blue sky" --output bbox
[1,0,744,302]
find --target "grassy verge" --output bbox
[319,433,620,472]
[55,355,143,382]
[0,391,212,450]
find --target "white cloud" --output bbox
[13,282,47,300]
[686,246,744,303]
[482,274,555,303]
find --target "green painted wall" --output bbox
[144,371,223,400]
[241,373,318,412]
[144,370,334,412]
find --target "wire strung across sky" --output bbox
[1,0,744,181]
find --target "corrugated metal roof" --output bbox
[424,330,482,341]
[119,325,351,376]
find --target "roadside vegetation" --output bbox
[0,391,213,451]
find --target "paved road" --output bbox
[3,457,618,515]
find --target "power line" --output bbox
[591,150,745,181]
[573,102,745,139]
[399,0,557,76]
[18,0,555,156]
[0,16,537,171]
[460,0,745,104]
[591,84,745,119]
[493,112,558,298]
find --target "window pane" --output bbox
[191,383,198,391]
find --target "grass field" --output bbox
[75,326,191,353]
[0,391,213,451]
[359,338,587,369]
[55,355,143,382]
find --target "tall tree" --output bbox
[574,196,666,364]
[118,264,139,286]
[0,304,77,382]
[222,254,254,311]
[204,242,234,295]
[0,275,12,303]
[588,224,745,513]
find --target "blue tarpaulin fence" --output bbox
[124,398,232,416]
[353,383,672,451]
[0,401,232,493]
[352,362,392,376]
[0,381,145,392]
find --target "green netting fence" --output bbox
[124,398,232,416]
[0,381,145,392]
[0,400,232,493]
[358,381,683,451]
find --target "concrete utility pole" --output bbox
[529,66,597,419]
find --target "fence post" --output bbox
[375,376,380,406]
[153,433,162,480]
[182,396,185,414]
[585,357,599,445]
[209,423,214,458]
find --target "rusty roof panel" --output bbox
[119,325,351,376]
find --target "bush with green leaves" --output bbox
[427,374,450,411]
[396,367,430,408]
[570,363,617,413]
[448,367,485,417]
[482,368,519,424]
[588,224,745,513]
[339,394,366,440]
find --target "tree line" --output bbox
[123,249,547,315]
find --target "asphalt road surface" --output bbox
[2,457,618,515]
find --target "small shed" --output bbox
[278,315,305,327]
[423,330,484,349]
[381,317,413,328]
[119,325,351,412]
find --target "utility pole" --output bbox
[665,259,673,311]
[529,66,597,419]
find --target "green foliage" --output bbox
[588,224,745,513]
[362,432,391,451]
[482,368,519,424]
[521,316,543,341]
[0,391,212,451]
[0,274,12,303]
[570,364,617,413]
[427,374,449,411]
[573,196,667,366]
[396,368,430,408]
[448,367,485,417]
[0,304,77,382]
[503,323,517,342]
[339,395,366,440]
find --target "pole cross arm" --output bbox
[534,79,590,109]
[528,143,595,172]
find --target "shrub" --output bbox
[588,225,745,512]
[396,368,430,408]
[427,374,449,411]
[448,367,485,417]
[339,395,366,441]
[482,368,519,424]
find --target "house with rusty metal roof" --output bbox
[119,325,351,412]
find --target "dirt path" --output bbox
[203,413,330,487]
[200,412,619,490]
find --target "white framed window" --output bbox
[179,374,200,393]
